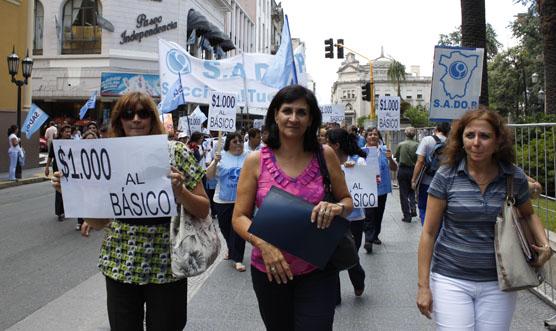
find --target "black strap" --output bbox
[432,135,441,144]
[506,175,515,204]
[315,145,335,202]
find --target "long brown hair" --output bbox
[443,107,514,167]
[108,92,165,137]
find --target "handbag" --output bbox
[18,148,25,167]
[494,175,543,291]
[170,204,221,278]
[316,146,359,271]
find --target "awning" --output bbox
[187,8,235,52]
[187,9,212,34]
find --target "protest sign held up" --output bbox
[53,135,177,218]
[208,91,238,132]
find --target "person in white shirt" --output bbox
[244,128,261,153]
[7,125,21,180]
[44,121,57,148]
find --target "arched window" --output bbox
[62,0,101,54]
[33,0,44,55]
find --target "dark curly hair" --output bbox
[443,106,514,167]
[264,85,321,152]
[326,128,367,158]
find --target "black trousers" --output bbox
[364,194,388,242]
[55,191,64,216]
[397,166,416,219]
[216,203,246,262]
[251,266,338,331]
[105,276,187,331]
[347,220,365,290]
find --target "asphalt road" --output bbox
[0,182,104,330]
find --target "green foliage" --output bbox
[404,106,431,128]
[387,59,406,97]
[356,116,367,127]
[514,126,556,196]
[437,23,502,60]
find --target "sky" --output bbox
[280,0,529,104]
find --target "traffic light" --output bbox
[324,38,333,58]
[336,39,344,59]
[361,82,371,101]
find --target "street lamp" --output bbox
[7,46,33,179]
[7,46,33,138]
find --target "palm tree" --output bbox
[387,59,406,97]
[538,0,556,114]
[460,0,488,105]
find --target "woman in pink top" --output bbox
[232,85,353,331]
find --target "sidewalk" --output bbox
[7,190,556,330]
[0,166,49,189]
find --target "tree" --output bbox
[438,23,502,60]
[387,59,406,97]
[404,106,430,127]
[460,0,489,105]
[538,0,556,114]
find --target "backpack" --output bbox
[424,135,445,176]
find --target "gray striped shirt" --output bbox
[428,159,530,282]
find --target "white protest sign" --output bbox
[53,135,177,218]
[191,106,207,132]
[377,96,400,131]
[320,104,345,123]
[430,46,484,120]
[208,91,237,132]
[253,119,264,130]
[344,165,378,208]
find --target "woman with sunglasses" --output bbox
[206,131,249,272]
[52,92,209,330]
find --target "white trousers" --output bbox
[430,272,517,331]
[8,149,19,180]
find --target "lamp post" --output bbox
[7,46,33,178]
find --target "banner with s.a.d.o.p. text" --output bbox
[159,39,307,109]
[430,46,484,121]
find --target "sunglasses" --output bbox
[120,108,152,120]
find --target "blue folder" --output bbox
[248,186,349,269]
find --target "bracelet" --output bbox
[247,233,254,245]
[336,202,346,216]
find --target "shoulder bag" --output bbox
[495,175,543,291]
[316,146,359,271]
[170,205,221,278]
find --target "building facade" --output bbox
[255,0,270,53]
[0,0,38,172]
[332,51,432,126]
[31,0,236,127]
[227,0,256,56]
[270,0,283,54]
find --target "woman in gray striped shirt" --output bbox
[416,108,552,330]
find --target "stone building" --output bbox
[332,50,432,126]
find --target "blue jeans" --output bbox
[418,184,429,225]
[8,149,19,180]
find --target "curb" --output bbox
[0,177,50,190]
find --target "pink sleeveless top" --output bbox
[251,147,324,275]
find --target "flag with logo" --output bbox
[22,103,49,139]
[79,91,97,119]
[261,15,297,88]
[158,76,185,113]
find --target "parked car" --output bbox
[39,136,48,152]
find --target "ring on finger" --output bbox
[270,266,276,272]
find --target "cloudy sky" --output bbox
[280,0,529,104]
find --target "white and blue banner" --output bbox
[100,72,160,97]
[429,46,484,121]
[79,91,97,120]
[158,76,185,113]
[158,38,307,110]
[261,15,297,88]
[21,103,49,139]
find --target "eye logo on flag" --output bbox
[166,49,191,75]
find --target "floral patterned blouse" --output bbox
[98,141,205,285]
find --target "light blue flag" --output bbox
[158,77,185,113]
[79,91,97,119]
[261,15,297,88]
[187,29,197,45]
[22,103,49,139]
